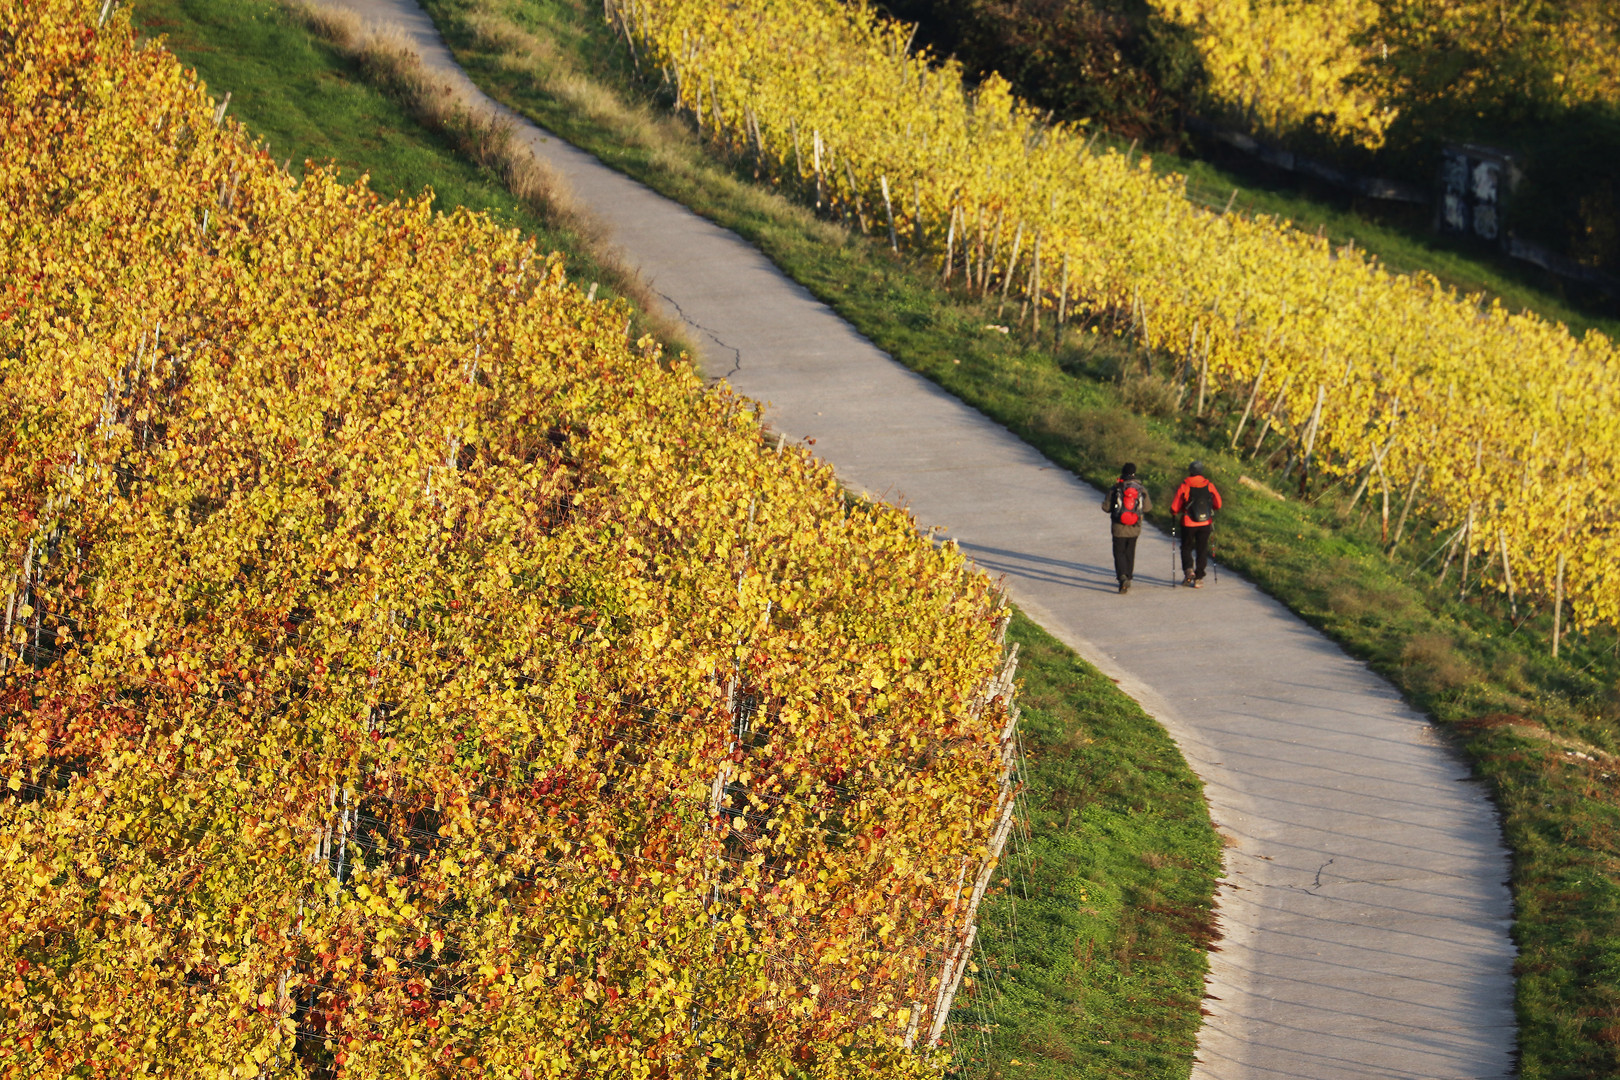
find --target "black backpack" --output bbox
[1185,483,1215,524]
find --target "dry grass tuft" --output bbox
[1018,1031,1078,1065]
[464,9,555,63]
[1326,579,1408,620]
[468,14,665,151]
[286,0,362,45]
[1117,367,1179,417]
[1454,711,1534,733]
[1399,632,1477,694]
[1045,407,1150,474]
[276,0,687,349]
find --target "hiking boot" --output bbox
[1192,577,1205,589]
[1118,579,1131,594]
[1183,571,1196,587]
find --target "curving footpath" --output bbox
[312,3,1518,1075]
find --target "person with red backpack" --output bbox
[1102,462,1152,594]
[1171,461,1223,587]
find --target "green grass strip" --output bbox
[955,613,1220,1079]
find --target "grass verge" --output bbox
[371,0,1618,1074]
[955,612,1221,1080]
[125,2,1226,1075]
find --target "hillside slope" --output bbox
[0,3,1021,1075]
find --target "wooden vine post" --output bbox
[708,677,739,846]
[2,539,34,676]
[968,205,984,291]
[1459,441,1482,598]
[1056,254,1070,334]
[1029,232,1042,334]
[706,74,721,142]
[981,208,1003,297]
[812,129,824,209]
[923,613,1022,1051]
[746,108,763,175]
[1173,320,1200,411]
[880,174,899,251]
[843,160,868,233]
[1390,461,1425,550]
[1374,448,1391,542]
[995,221,1024,318]
[1458,502,1476,598]
[1195,327,1210,417]
[1498,529,1518,622]
[1229,357,1269,449]
[1348,425,1397,513]
[1553,551,1566,658]
[1296,384,1326,491]
[621,2,640,72]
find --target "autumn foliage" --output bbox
[613,0,1620,631]
[0,3,1017,1076]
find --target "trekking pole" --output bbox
[1170,521,1178,586]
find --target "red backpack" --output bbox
[1111,480,1144,526]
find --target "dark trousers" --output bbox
[1180,525,1211,579]
[1112,536,1138,582]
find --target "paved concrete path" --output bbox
[313,3,1519,1075]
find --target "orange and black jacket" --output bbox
[1170,475,1222,528]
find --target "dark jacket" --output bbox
[1102,478,1152,538]
[1170,475,1222,528]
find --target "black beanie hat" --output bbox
[1188,460,1205,477]
[1120,462,1137,479]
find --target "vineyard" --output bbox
[1151,0,1390,147]
[1177,0,1620,146]
[1153,0,1620,149]
[901,0,1620,152]
[0,2,1025,1076]
[606,0,1620,636]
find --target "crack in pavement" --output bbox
[658,290,742,381]
[1253,858,1344,897]
[1308,857,1336,894]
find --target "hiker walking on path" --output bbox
[1102,462,1151,594]
[1171,461,1222,588]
